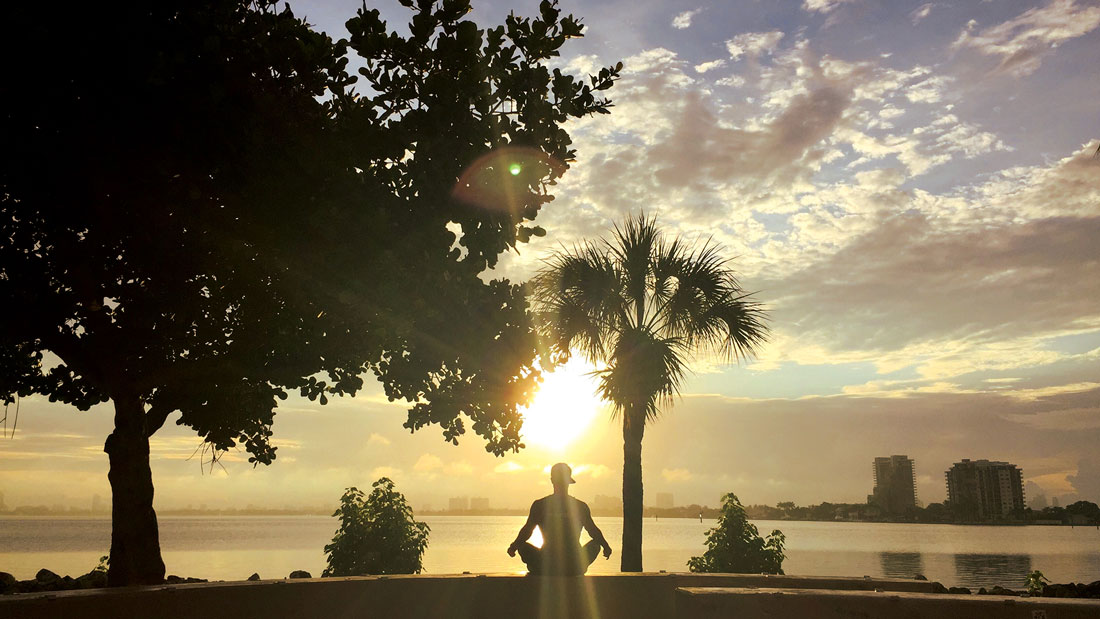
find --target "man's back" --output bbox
[533,494,587,549]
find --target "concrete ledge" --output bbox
[676,587,1100,619]
[0,573,944,619]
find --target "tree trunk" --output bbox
[104,394,166,586]
[620,407,645,572]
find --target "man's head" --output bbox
[550,462,575,490]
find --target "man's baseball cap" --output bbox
[550,462,576,484]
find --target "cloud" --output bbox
[574,464,611,479]
[494,461,525,473]
[662,468,694,482]
[951,0,1100,77]
[802,0,853,14]
[909,3,936,25]
[1004,406,1100,430]
[726,31,785,60]
[414,454,443,472]
[765,214,1100,371]
[694,59,726,74]
[672,8,703,30]
[367,433,390,446]
[444,461,474,476]
[1005,383,1100,402]
[1065,455,1100,503]
[370,466,399,479]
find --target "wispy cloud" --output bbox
[726,31,785,61]
[951,0,1100,76]
[909,3,937,25]
[671,8,703,30]
[802,0,855,14]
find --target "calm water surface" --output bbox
[2,516,1098,588]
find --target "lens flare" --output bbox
[451,146,566,213]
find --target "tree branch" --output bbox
[144,404,172,438]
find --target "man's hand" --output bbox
[507,543,519,557]
[602,543,613,559]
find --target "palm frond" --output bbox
[694,292,769,361]
[609,213,660,328]
[531,240,627,360]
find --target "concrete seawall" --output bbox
[2,573,1095,619]
[678,587,1100,619]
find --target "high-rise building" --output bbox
[448,496,469,512]
[870,455,917,515]
[656,493,674,509]
[945,459,1025,521]
[470,497,490,511]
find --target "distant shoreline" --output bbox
[1,511,1096,526]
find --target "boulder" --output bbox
[288,570,312,579]
[35,568,61,585]
[0,572,16,595]
[247,573,261,581]
[75,570,108,590]
[914,574,927,581]
[985,585,1018,596]
[947,586,971,595]
[1083,580,1100,599]
[165,575,209,585]
[929,582,949,594]
[1042,583,1078,598]
[15,578,42,594]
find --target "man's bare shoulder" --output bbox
[569,496,592,512]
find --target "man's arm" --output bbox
[508,501,540,556]
[582,503,613,558]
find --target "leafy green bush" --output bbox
[323,478,430,576]
[1025,569,1050,595]
[688,492,786,574]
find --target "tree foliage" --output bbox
[688,493,786,575]
[323,478,430,576]
[1,0,618,585]
[531,214,768,571]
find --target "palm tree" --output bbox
[530,214,768,572]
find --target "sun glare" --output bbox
[520,357,606,451]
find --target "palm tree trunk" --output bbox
[104,393,166,586]
[620,406,645,572]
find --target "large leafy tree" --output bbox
[531,215,768,571]
[1,0,617,585]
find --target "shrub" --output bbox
[323,478,430,576]
[688,492,785,574]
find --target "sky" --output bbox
[2,0,1099,513]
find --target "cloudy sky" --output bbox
[2,0,1099,513]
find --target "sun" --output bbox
[520,357,606,451]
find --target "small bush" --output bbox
[323,478,430,576]
[688,492,785,574]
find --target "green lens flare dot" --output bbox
[508,163,522,176]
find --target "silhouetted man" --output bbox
[507,462,612,576]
